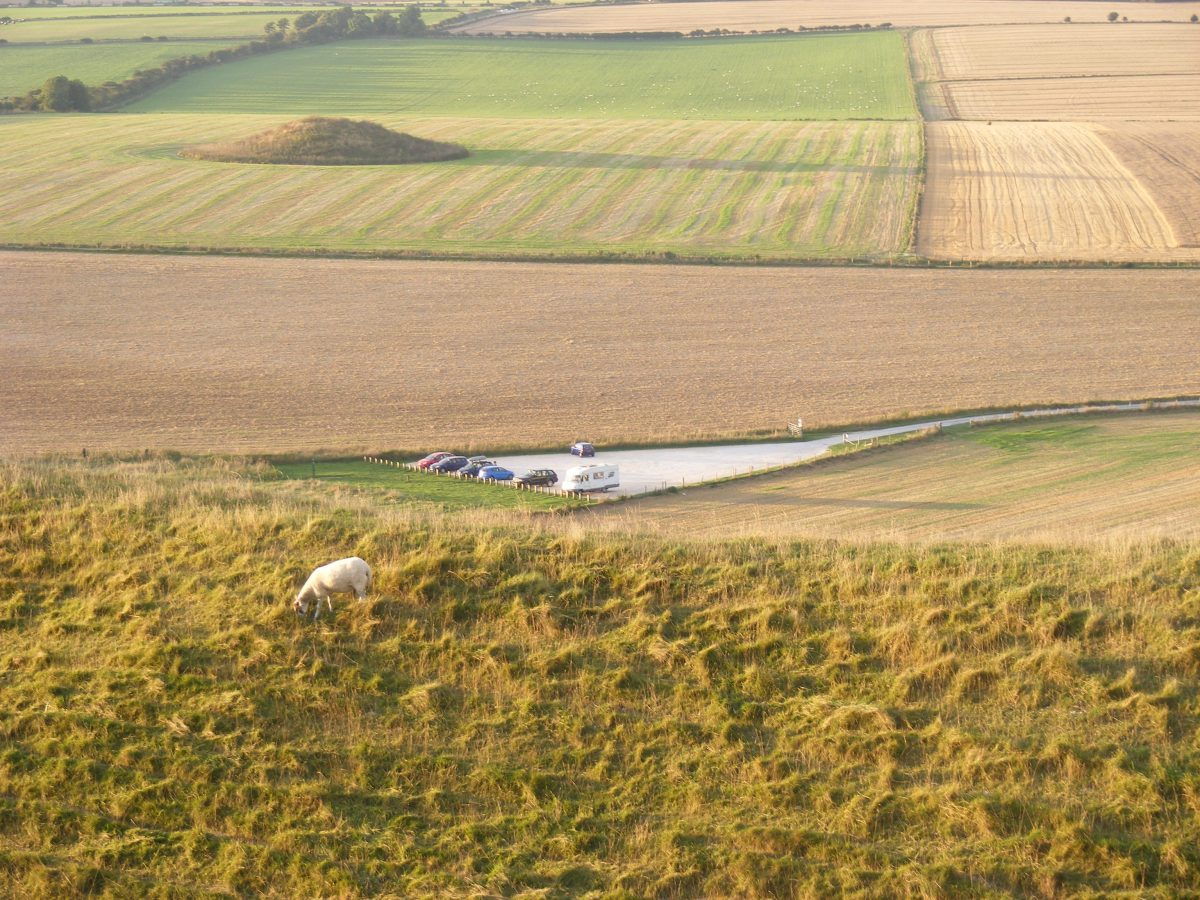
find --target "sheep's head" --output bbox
[293,587,314,617]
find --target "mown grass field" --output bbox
[273,459,586,511]
[4,454,1200,894]
[0,114,920,258]
[130,34,916,120]
[593,412,1200,543]
[0,32,917,260]
[0,41,237,97]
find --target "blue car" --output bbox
[430,455,468,473]
[460,459,496,477]
[477,465,514,481]
[570,441,595,457]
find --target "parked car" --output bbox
[514,469,558,487]
[416,451,452,469]
[460,459,496,477]
[563,464,619,493]
[570,441,596,457]
[477,465,514,481]
[430,455,469,473]
[466,455,491,464]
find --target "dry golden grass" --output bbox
[930,23,1200,80]
[585,411,1200,543]
[455,0,1200,34]
[4,251,1200,455]
[918,122,1200,261]
[1100,124,1200,248]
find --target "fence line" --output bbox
[360,456,598,501]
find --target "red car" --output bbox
[416,451,453,469]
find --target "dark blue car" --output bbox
[570,441,595,457]
[477,465,514,481]
[430,455,468,473]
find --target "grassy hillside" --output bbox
[595,411,1200,543]
[0,41,238,97]
[129,34,917,120]
[2,455,1200,894]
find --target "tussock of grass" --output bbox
[182,116,469,166]
[2,455,1200,894]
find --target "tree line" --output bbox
[1,5,427,113]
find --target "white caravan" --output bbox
[562,463,620,493]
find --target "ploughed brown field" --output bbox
[454,0,1200,34]
[3,251,1199,456]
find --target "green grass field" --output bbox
[274,459,587,511]
[0,41,238,97]
[4,454,1200,894]
[0,32,918,259]
[0,113,920,258]
[130,33,917,120]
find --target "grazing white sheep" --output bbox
[293,557,372,620]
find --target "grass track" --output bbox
[591,412,1200,543]
[129,34,917,120]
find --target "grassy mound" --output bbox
[182,116,469,166]
[3,455,1200,895]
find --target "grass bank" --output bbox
[2,455,1200,894]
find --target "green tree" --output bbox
[39,75,73,111]
[397,4,426,36]
[66,78,89,111]
[1107,11,1119,22]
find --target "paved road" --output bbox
[491,400,1200,498]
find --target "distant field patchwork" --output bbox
[129,34,917,120]
[455,0,1200,33]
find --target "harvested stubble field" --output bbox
[4,251,1200,455]
[918,122,1200,262]
[455,0,1200,34]
[943,74,1200,122]
[588,412,1200,544]
[928,23,1200,81]
[0,41,237,97]
[0,114,919,259]
[1101,124,1200,248]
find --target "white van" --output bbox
[562,463,619,493]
